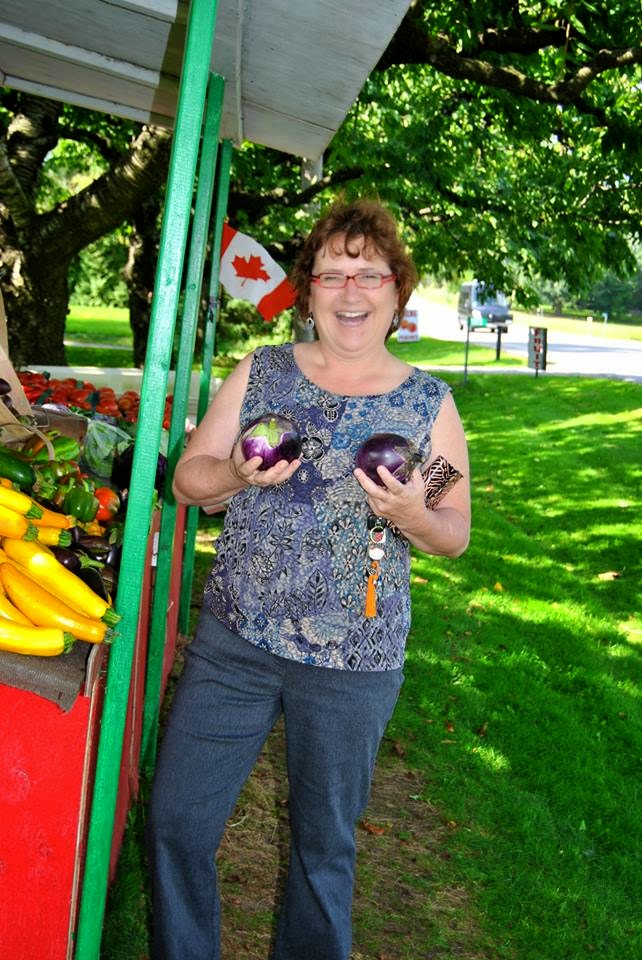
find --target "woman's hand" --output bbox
[229,441,301,488]
[354,465,426,529]
[354,453,470,559]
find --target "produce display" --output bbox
[17,370,173,429]
[240,413,302,469]
[0,374,147,657]
[354,432,422,485]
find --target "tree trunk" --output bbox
[124,195,162,366]
[2,249,70,367]
[1,93,172,367]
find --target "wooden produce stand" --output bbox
[0,503,186,959]
[0,42,226,960]
[0,325,187,956]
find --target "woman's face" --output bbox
[308,235,399,356]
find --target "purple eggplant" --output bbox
[50,546,82,573]
[100,564,119,596]
[76,535,111,562]
[77,565,109,602]
[240,413,302,471]
[111,445,167,495]
[355,433,422,486]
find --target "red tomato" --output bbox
[94,486,121,522]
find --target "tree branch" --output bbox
[377,7,642,128]
[556,46,642,98]
[0,141,34,236]
[34,125,172,259]
[228,165,363,221]
[6,94,62,199]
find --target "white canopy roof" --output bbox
[0,0,410,158]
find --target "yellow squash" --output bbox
[0,563,108,644]
[0,485,43,519]
[0,621,74,656]
[0,503,37,541]
[1,538,120,625]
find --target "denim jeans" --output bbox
[147,608,403,960]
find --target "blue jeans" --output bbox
[147,608,403,960]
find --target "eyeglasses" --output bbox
[310,272,397,290]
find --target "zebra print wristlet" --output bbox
[385,455,463,539]
[422,454,463,509]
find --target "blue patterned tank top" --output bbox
[203,344,450,671]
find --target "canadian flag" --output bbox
[219,223,297,321]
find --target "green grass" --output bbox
[102,372,642,960]
[65,300,642,378]
[64,346,136,367]
[65,305,522,372]
[388,334,524,367]
[66,305,133,345]
[512,309,642,342]
[394,374,642,959]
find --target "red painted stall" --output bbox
[0,505,185,959]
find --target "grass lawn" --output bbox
[66,305,133,344]
[102,372,642,960]
[64,304,523,372]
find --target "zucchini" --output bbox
[0,447,36,489]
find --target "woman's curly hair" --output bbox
[290,197,418,323]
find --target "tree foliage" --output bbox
[225,0,642,307]
[1,0,642,364]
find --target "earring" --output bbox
[304,312,315,328]
[391,311,400,330]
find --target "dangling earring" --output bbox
[304,312,315,328]
[391,311,400,331]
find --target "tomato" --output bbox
[94,486,121,522]
[95,402,120,416]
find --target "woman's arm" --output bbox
[354,393,471,557]
[173,352,301,508]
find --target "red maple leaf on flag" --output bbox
[232,253,271,285]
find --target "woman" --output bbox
[147,198,470,960]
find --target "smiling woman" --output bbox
[146,198,471,960]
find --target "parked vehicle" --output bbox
[457,281,513,332]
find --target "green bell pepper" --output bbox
[62,483,99,522]
[28,435,82,463]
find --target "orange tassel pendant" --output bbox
[364,560,380,618]
[364,515,387,619]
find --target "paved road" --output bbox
[406,293,642,383]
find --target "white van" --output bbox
[457,281,513,332]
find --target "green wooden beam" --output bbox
[178,138,233,635]
[140,72,225,775]
[73,2,220,957]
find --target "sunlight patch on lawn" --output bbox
[470,743,511,773]
[542,407,642,432]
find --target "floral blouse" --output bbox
[203,344,450,671]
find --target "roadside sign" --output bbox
[528,326,548,375]
[397,307,420,342]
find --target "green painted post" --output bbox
[140,73,225,774]
[73,2,220,957]
[178,138,233,635]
